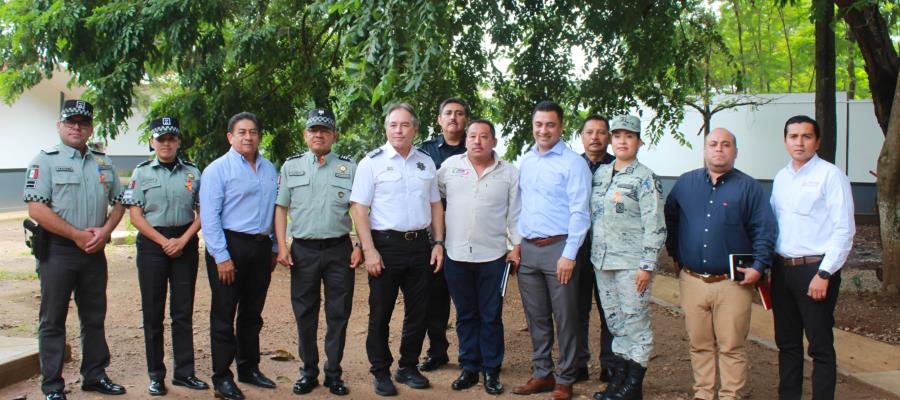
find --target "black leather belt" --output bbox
[776,254,824,267]
[372,229,428,241]
[224,229,270,242]
[47,232,79,248]
[153,224,191,237]
[294,235,349,249]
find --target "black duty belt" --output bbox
[224,229,270,242]
[153,224,192,237]
[47,232,79,248]
[372,229,428,241]
[294,235,350,249]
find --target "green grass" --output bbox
[0,270,38,281]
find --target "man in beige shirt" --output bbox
[437,119,521,395]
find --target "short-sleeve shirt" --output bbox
[349,143,440,231]
[590,159,666,271]
[122,157,201,227]
[276,151,356,239]
[23,143,124,230]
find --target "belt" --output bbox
[776,254,824,267]
[47,232,79,248]
[372,229,428,241]
[224,229,270,242]
[294,235,350,249]
[682,267,729,283]
[524,235,567,247]
[153,224,192,237]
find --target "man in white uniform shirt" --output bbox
[770,115,855,400]
[349,103,445,397]
[437,119,520,395]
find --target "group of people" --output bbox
[24,97,854,400]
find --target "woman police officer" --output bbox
[123,117,209,396]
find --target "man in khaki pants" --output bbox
[664,128,777,400]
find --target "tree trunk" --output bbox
[779,8,794,92]
[815,0,837,164]
[877,69,900,292]
[835,0,899,135]
[732,0,747,91]
[846,28,856,100]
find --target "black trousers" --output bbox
[575,239,613,368]
[423,264,451,360]
[366,231,430,378]
[136,225,199,380]
[38,239,110,394]
[772,259,841,400]
[205,231,273,382]
[290,237,355,380]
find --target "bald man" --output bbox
[664,128,777,400]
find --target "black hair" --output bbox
[783,115,819,139]
[580,115,609,133]
[439,97,471,118]
[532,100,564,124]
[228,112,261,132]
[466,119,496,138]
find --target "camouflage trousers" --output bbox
[594,268,654,366]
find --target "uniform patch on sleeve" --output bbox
[24,180,36,189]
[27,165,39,179]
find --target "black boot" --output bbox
[593,356,627,400]
[605,359,646,400]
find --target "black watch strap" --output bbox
[817,269,831,279]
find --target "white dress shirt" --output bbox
[350,142,440,231]
[770,154,855,274]
[438,153,522,262]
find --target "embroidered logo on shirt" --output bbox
[186,173,194,191]
[416,162,425,171]
[338,191,345,199]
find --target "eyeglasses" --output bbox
[62,119,93,129]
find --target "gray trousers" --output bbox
[517,240,580,385]
[290,238,355,380]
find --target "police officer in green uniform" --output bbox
[123,117,210,396]
[275,108,362,396]
[23,100,127,400]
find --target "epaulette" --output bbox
[338,154,352,162]
[136,159,152,168]
[286,153,304,161]
[41,147,60,155]
[180,159,197,167]
[416,147,431,157]
[90,149,106,155]
[366,148,383,158]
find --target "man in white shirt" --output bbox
[769,115,855,400]
[437,119,521,395]
[349,103,445,397]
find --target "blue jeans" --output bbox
[444,256,506,373]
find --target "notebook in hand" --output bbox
[728,254,773,311]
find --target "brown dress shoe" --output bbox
[512,376,556,395]
[549,384,573,400]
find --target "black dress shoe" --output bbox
[324,376,350,396]
[483,372,504,395]
[417,356,449,372]
[292,376,319,394]
[214,379,245,400]
[574,366,590,383]
[172,375,210,390]
[45,390,67,400]
[394,367,430,389]
[82,377,126,395]
[373,376,397,396]
[238,369,277,389]
[148,378,167,396]
[451,370,479,390]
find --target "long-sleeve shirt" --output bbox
[199,147,278,264]
[590,159,666,271]
[517,140,592,260]
[664,168,777,275]
[770,155,855,274]
[438,152,521,262]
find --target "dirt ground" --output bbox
[0,218,897,400]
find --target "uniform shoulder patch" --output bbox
[416,147,431,157]
[180,159,197,167]
[41,145,60,154]
[366,148,383,158]
[286,153,304,161]
[338,154,352,162]
[136,159,152,168]
[90,149,106,156]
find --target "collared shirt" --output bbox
[349,143,440,231]
[23,142,124,230]
[517,140,592,260]
[590,160,666,270]
[581,152,615,174]
[122,157,201,227]
[664,168,777,275]
[419,135,466,170]
[276,151,356,239]
[200,147,278,264]
[770,155,855,274]
[438,152,521,262]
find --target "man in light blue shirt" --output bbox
[199,112,279,400]
[512,101,591,400]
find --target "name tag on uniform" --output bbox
[288,170,306,176]
[55,167,74,172]
[451,168,470,176]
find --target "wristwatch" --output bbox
[432,240,444,247]
[817,270,831,280]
